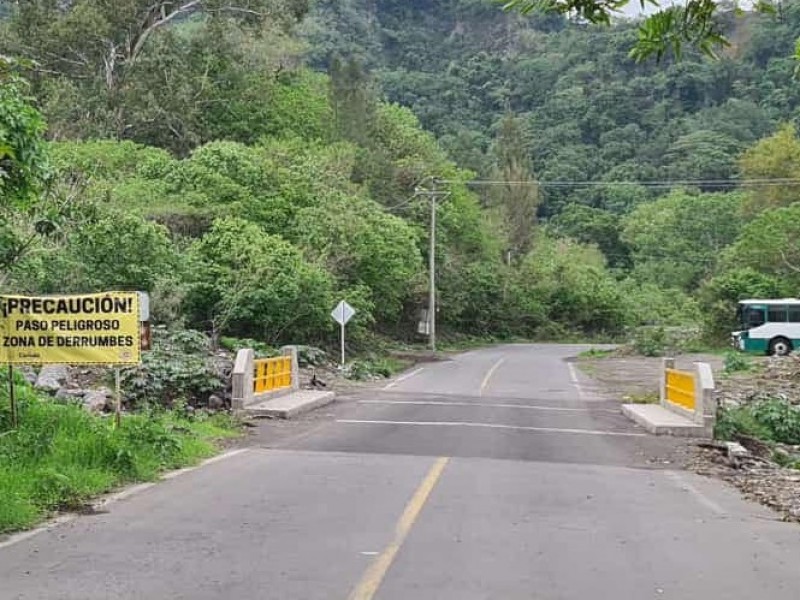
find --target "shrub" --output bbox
[631,326,667,357]
[121,329,227,409]
[716,397,800,444]
[723,351,752,374]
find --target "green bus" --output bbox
[732,299,800,356]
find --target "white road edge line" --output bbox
[358,400,619,414]
[665,471,727,517]
[337,419,647,437]
[479,358,506,397]
[0,448,250,552]
[567,362,585,401]
[383,367,425,390]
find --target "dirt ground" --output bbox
[578,350,800,523]
[576,352,725,401]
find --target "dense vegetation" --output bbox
[1,0,800,353]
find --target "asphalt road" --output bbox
[3,344,800,599]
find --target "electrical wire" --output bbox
[435,178,800,188]
[382,192,424,213]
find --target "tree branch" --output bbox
[129,1,202,67]
[779,249,800,274]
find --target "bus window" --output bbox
[745,307,765,328]
[768,305,788,323]
[789,308,800,323]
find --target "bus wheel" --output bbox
[768,337,793,356]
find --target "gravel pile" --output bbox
[689,441,800,521]
[718,354,800,408]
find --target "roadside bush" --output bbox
[439,260,524,338]
[716,397,800,444]
[619,280,701,328]
[723,351,753,374]
[346,356,405,380]
[121,329,227,409]
[631,326,667,357]
[296,346,329,367]
[628,325,706,357]
[750,398,800,445]
[219,337,279,359]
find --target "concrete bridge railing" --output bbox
[231,345,299,411]
[661,358,717,436]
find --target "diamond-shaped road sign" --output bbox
[331,300,356,326]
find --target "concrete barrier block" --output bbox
[660,357,675,409]
[231,349,254,410]
[280,345,300,391]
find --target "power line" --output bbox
[383,193,422,212]
[435,178,800,188]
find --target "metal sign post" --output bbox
[331,300,356,370]
[8,365,17,429]
[115,368,122,429]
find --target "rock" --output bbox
[296,346,328,368]
[82,388,112,413]
[55,388,86,401]
[35,365,70,393]
[207,394,224,410]
[725,441,751,468]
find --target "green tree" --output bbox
[548,204,630,268]
[329,57,378,148]
[514,235,628,336]
[721,203,800,288]
[184,217,334,344]
[622,191,745,291]
[489,113,539,261]
[0,59,51,282]
[10,208,175,294]
[2,2,311,153]
[293,194,422,323]
[0,58,47,207]
[739,123,800,215]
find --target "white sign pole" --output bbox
[340,320,346,370]
[331,300,356,371]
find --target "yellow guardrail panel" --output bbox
[254,356,293,394]
[665,368,695,411]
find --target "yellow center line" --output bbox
[347,456,450,600]
[479,358,506,397]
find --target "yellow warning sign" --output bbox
[0,292,141,365]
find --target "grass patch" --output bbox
[623,391,660,404]
[0,373,239,535]
[347,355,412,380]
[577,348,615,359]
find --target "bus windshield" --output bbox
[739,305,766,330]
